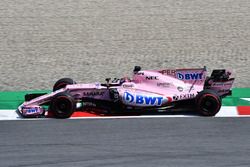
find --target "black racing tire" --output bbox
[196,90,221,116]
[50,92,76,118]
[53,78,76,91]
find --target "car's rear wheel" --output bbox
[196,90,221,116]
[53,78,76,91]
[50,92,76,118]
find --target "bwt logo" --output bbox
[177,72,203,80]
[24,108,39,114]
[124,92,164,106]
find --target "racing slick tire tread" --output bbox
[50,92,76,119]
[196,89,221,117]
[53,78,76,91]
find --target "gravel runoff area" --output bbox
[0,0,249,91]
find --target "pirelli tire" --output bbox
[53,78,76,91]
[196,90,221,117]
[50,92,76,119]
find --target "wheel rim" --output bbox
[54,97,72,114]
[200,96,219,113]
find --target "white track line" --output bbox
[241,98,250,102]
[0,106,245,121]
[0,110,20,120]
[215,106,238,117]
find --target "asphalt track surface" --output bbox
[0,118,249,167]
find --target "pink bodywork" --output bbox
[18,67,234,116]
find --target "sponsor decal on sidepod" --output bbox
[157,82,171,87]
[123,91,170,106]
[173,93,195,101]
[83,91,105,96]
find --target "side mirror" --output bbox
[105,78,111,83]
[105,78,111,88]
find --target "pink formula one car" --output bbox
[17,66,234,118]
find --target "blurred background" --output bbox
[0,0,249,90]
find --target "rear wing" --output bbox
[205,69,234,97]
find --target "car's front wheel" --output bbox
[50,92,76,118]
[196,90,221,116]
